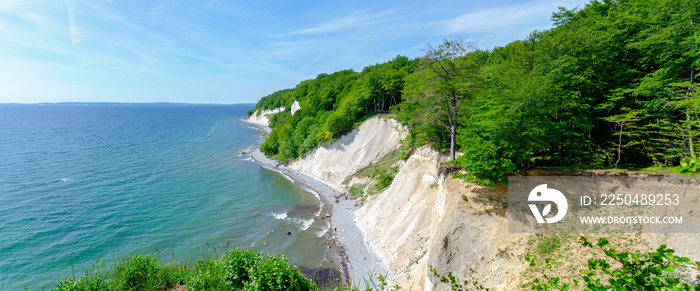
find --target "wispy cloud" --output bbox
[280,10,392,36]
[64,0,79,44]
[0,0,22,10]
[442,0,581,34]
[0,0,590,103]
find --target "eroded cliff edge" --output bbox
[289,117,407,192]
[251,114,700,290]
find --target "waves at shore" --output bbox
[0,105,333,289]
[243,117,389,288]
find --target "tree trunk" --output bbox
[450,123,456,161]
[688,0,696,157]
[615,124,623,167]
[688,111,695,157]
[451,99,457,161]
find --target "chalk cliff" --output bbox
[246,107,284,128]
[248,111,700,290]
[289,117,407,192]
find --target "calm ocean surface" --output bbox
[0,104,329,289]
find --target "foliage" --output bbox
[51,247,316,291]
[430,265,490,290]
[525,236,700,290]
[348,184,366,197]
[110,254,183,291]
[349,149,403,195]
[53,253,185,291]
[401,0,700,184]
[535,234,562,255]
[375,165,399,191]
[243,254,314,291]
[248,88,295,116]
[524,275,572,291]
[251,0,700,183]
[578,237,700,290]
[679,156,700,173]
[187,256,226,290]
[403,37,484,161]
[52,260,111,291]
[253,56,418,162]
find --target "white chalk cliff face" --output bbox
[356,147,528,290]
[289,117,407,191]
[246,107,284,127]
[249,111,700,289]
[356,149,700,290]
[291,100,301,116]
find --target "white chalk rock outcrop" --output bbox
[291,100,301,115]
[246,107,284,127]
[356,146,528,290]
[356,149,700,289]
[289,117,407,191]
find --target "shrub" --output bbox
[578,237,700,290]
[375,166,398,191]
[430,266,489,290]
[53,260,108,291]
[221,248,315,291]
[187,258,225,290]
[221,248,263,289]
[111,254,181,291]
[244,255,315,291]
[51,247,316,291]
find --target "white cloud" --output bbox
[0,0,22,10]
[26,13,48,30]
[280,10,391,36]
[149,3,169,27]
[64,0,80,44]
[444,1,558,33]
[0,0,593,103]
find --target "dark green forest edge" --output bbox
[253,0,700,186]
[53,0,700,290]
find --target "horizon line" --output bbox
[0,102,256,106]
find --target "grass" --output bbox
[348,184,366,197]
[535,234,561,255]
[52,254,186,291]
[344,150,402,196]
[45,247,392,291]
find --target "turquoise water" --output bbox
[0,104,329,289]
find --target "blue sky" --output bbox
[0,0,588,104]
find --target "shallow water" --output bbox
[0,104,328,289]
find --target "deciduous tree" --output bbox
[405,37,483,161]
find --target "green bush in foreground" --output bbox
[523,237,700,291]
[53,254,185,291]
[51,247,315,291]
[112,254,183,290]
[433,237,700,291]
[577,237,700,291]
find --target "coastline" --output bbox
[241,120,388,288]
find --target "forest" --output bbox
[250,0,700,185]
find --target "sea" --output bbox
[0,104,330,289]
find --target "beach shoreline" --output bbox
[241,119,388,288]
